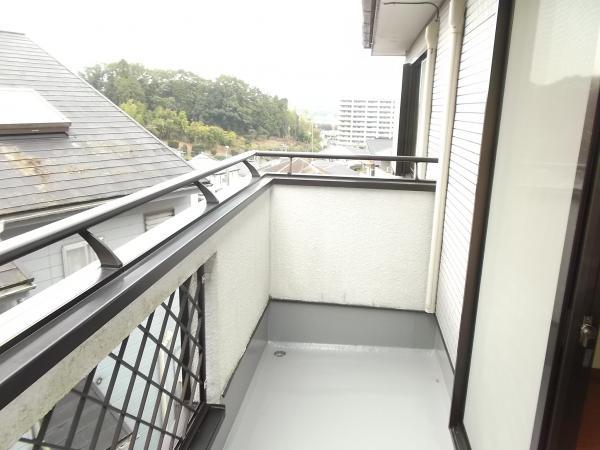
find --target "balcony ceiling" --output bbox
[363,0,442,56]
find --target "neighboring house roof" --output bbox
[189,153,221,171]
[312,160,359,176]
[267,158,325,175]
[0,262,34,299]
[366,138,394,155]
[0,31,193,218]
[189,153,241,174]
[40,378,131,448]
[318,145,361,156]
[266,157,357,176]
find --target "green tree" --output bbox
[120,99,148,124]
[82,60,320,150]
[146,107,188,141]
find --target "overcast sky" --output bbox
[1,0,403,119]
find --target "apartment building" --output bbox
[335,98,398,148]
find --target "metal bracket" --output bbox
[243,160,261,178]
[79,229,123,269]
[194,181,219,205]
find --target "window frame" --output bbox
[144,209,175,232]
[396,52,427,175]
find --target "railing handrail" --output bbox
[0,150,437,268]
[0,151,257,267]
[255,151,438,163]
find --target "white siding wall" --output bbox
[12,196,191,296]
[429,0,498,365]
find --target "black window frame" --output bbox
[396,52,427,176]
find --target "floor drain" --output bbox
[274,350,286,357]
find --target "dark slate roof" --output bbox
[41,379,131,448]
[0,262,33,292]
[0,30,193,218]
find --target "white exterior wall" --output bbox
[464,0,600,447]
[270,185,435,310]
[435,0,499,365]
[203,193,271,402]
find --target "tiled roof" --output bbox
[0,31,193,218]
[267,157,357,176]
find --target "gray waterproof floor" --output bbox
[223,342,454,450]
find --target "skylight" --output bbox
[0,87,71,135]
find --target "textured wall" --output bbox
[0,191,271,448]
[2,184,438,447]
[203,193,271,402]
[270,185,434,310]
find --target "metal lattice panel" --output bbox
[15,268,206,450]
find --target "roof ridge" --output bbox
[0,31,194,217]
[0,30,26,36]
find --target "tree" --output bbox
[82,60,320,151]
[145,107,188,142]
[120,99,148,124]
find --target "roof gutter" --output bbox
[363,0,377,48]
[0,281,36,300]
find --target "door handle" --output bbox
[580,316,598,348]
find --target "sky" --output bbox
[1,0,403,122]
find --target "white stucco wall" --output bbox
[203,193,271,402]
[2,182,438,447]
[270,185,435,310]
[0,191,271,449]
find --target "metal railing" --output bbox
[0,151,258,269]
[0,150,437,448]
[16,267,207,450]
[255,151,437,181]
[0,151,436,271]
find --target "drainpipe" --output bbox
[425,0,465,313]
[416,20,439,175]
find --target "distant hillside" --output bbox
[81,60,320,157]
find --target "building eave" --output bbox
[363,0,442,56]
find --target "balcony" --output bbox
[0,152,445,450]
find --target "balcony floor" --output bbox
[223,342,454,450]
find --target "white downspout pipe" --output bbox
[425,0,465,313]
[416,20,439,176]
